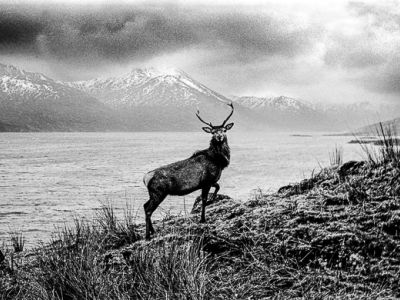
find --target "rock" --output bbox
[277,184,295,195]
[191,193,233,214]
[323,195,349,206]
[338,161,365,179]
[277,178,317,196]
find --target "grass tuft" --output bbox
[329,145,343,166]
[356,122,400,166]
[10,231,25,253]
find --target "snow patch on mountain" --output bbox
[1,76,58,98]
[0,63,82,101]
[0,63,125,131]
[68,67,229,108]
[232,95,316,112]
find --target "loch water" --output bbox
[0,131,364,247]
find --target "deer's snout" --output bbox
[215,133,225,142]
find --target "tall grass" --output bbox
[127,238,210,299]
[8,203,211,300]
[356,122,400,166]
[94,201,139,249]
[375,122,400,164]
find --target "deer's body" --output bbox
[144,138,229,194]
[143,103,234,240]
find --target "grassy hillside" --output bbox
[1,133,399,299]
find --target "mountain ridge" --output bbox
[67,67,256,131]
[1,63,397,132]
[68,67,229,108]
[0,63,126,131]
[231,95,331,130]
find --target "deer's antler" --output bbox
[196,109,213,127]
[221,102,234,126]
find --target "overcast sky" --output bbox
[0,0,399,105]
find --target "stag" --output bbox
[143,103,234,239]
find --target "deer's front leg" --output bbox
[200,186,211,223]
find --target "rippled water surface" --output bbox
[0,131,364,247]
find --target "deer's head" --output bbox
[196,103,234,143]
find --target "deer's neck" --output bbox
[209,138,230,169]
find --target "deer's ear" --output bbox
[202,127,212,133]
[225,123,234,130]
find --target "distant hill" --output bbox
[0,120,27,131]
[318,101,396,132]
[354,117,400,135]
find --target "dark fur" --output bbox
[191,137,230,168]
[143,135,230,239]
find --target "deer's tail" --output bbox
[143,171,155,187]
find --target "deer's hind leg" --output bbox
[144,191,167,240]
[211,183,220,201]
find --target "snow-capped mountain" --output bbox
[0,63,124,131]
[231,95,330,130]
[68,67,253,131]
[232,95,314,112]
[3,63,391,132]
[69,67,228,107]
[231,95,400,131]
[1,64,70,100]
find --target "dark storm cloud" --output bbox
[195,12,314,60]
[0,10,44,52]
[0,3,315,64]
